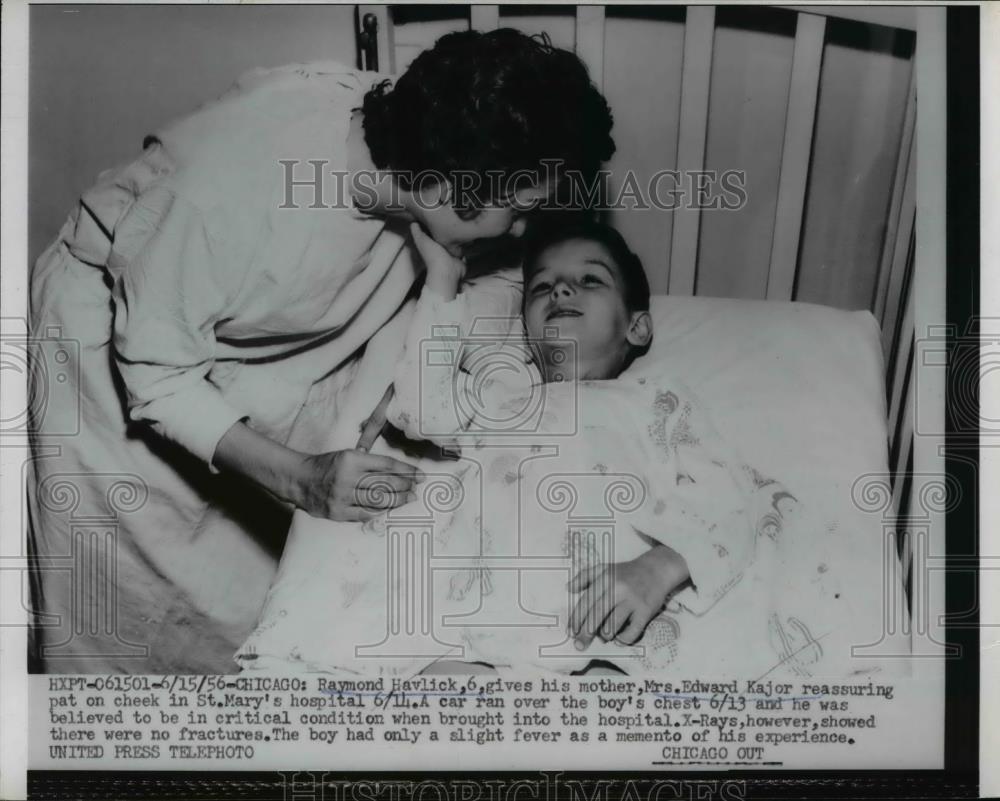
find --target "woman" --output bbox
[28,30,615,673]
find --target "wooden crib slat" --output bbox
[574,6,606,88]
[783,5,917,32]
[669,5,715,296]
[767,12,825,301]
[471,5,500,32]
[874,67,917,325]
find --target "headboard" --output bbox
[353,3,917,596]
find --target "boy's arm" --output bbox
[641,394,757,615]
[382,224,523,446]
[569,543,690,649]
[383,287,469,444]
[568,386,758,647]
[382,225,474,444]
[414,223,465,301]
[568,464,750,648]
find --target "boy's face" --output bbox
[523,238,652,381]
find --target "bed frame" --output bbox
[354,3,918,596]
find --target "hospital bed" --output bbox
[237,4,929,673]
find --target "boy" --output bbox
[238,222,877,679]
[332,220,762,674]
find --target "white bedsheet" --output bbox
[236,295,910,678]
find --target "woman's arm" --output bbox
[213,420,422,521]
[111,189,423,522]
[111,188,251,466]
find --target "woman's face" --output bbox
[410,180,549,257]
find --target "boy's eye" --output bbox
[530,281,551,295]
[581,274,604,285]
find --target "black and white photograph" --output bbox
[0,2,989,799]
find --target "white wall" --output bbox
[796,19,914,310]
[696,7,797,300]
[29,4,358,264]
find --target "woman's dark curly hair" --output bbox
[361,29,615,204]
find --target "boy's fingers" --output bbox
[568,565,607,632]
[567,564,600,593]
[356,385,395,452]
[410,223,435,261]
[412,221,439,251]
[573,589,613,647]
[411,221,461,269]
[355,416,384,452]
[616,615,647,646]
[376,384,396,407]
[568,587,600,637]
[601,605,630,642]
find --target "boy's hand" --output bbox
[411,222,466,300]
[568,544,691,650]
[357,385,395,452]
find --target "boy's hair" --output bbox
[522,219,651,313]
[361,29,615,204]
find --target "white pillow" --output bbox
[628,296,889,495]
[238,296,897,673]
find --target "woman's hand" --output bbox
[411,222,466,301]
[213,420,423,523]
[567,544,691,650]
[292,448,423,521]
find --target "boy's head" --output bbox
[361,29,615,256]
[522,220,653,382]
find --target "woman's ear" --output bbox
[626,310,653,349]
